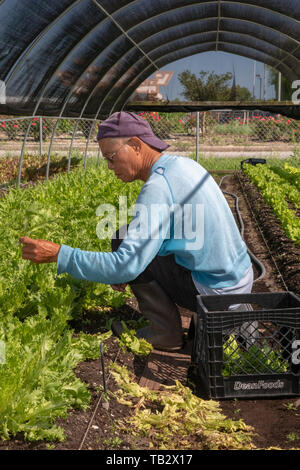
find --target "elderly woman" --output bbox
[20,111,253,352]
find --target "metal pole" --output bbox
[39,116,43,156]
[263,64,266,100]
[46,118,59,181]
[67,120,80,172]
[278,71,282,101]
[256,74,262,100]
[83,121,96,170]
[196,111,199,163]
[253,60,256,99]
[18,118,33,187]
[260,77,262,100]
[96,146,102,167]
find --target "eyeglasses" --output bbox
[103,143,126,164]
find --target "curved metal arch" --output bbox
[219,42,295,78]
[70,27,219,119]
[4,0,158,92]
[39,2,299,121]
[216,0,221,51]
[148,30,294,67]
[3,0,300,120]
[91,0,159,72]
[29,17,131,117]
[119,41,292,103]
[45,37,143,174]
[41,31,139,118]
[123,1,300,47]
[4,0,141,93]
[55,6,218,117]
[86,37,216,120]
[4,0,83,85]
[274,43,300,70]
[7,0,298,179]
[94,22,297,119]
[13,4,123,184]
[65,19,220,119]
[222,0,300,24]
[141,26,298,67]
[89,3,300,112]
[9,1,300,114]
[81,12,299,120]
[43,45,142,177]
[60,47,142,119]
[139,14,299,61]
[100,0,300,25]
[97,38,281,118]
[111,40,294,115]
[9,0,298,97]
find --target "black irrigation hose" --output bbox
[218,174,266,284]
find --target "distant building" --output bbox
[131,71,174,101]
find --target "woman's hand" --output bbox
[19,236,61,264]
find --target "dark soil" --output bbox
[218,173,300,450]
[0,299,152,451]
[1,171,300,451]
[238,172,300,295]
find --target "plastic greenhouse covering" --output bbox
[0,0,300,119]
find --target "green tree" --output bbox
[235,85,252,101]
[178,70,232,101]
[178,70,251,101]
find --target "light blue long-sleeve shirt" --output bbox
[57,154,251,288]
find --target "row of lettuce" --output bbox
[0,161,142,442]
[244,162,300,248]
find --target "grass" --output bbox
[3,147,300,183]
[188,155,300,171]
[85,152,300,174]
[213,121,254,136]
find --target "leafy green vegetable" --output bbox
[222,335,289,376]
[0,312,102,441]
[244,163,300,246]
[0,161,142,441]
[118,321,153,357]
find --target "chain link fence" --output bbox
[0,116,102,189]
[0,116,100,155]
[0,111,299,187]
[139,110,300,152]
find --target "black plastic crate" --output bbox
[188,292,300,399]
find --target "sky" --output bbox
[157,51,278,101]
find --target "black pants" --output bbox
[111,227,199,313]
